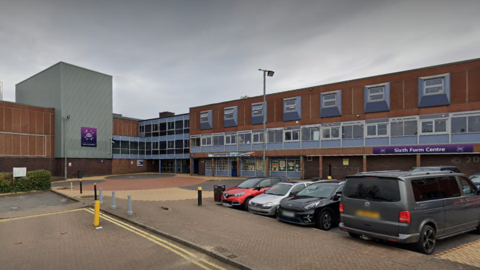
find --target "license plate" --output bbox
[356,210,380,219]
[282,211,295,217]
[222,202,232,207]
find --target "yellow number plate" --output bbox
[356,210,380,219]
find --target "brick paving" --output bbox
[52,173,480,270]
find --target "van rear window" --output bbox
[344,177,400,202]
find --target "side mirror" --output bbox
[333,192,342,201]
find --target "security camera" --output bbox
[66,115,71,119]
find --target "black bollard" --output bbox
[198,187,202,206]
[94,183,97,201]
[80,180,83,194]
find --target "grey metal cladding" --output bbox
[15,63,63,157]
[62,63,113,159]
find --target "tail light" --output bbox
[339,203,344,213]
[399,211,410,223]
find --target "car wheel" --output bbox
[415,225,436,255]
[317,210,333,231]
[244,198,251,211]
[348,232,361,239]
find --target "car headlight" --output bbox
[304,201,320,210]
[263,202,273,207]
[234,192,245,197]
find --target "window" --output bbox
[290,184,306,195]
[391,118,418,136]
[252,103,263,117]
[213,134,224,146]
[139,126,145,133]
[238,133,251,144]
[152,124,159,132]
[242,159,255,171]
[437,176,461,198]
[225,134,237,145]
[200,111,209,123]
[342,123,364,139]
[268,130,283,143]
[284,98,296,112]
[366,123,388,137]
[421,119,447,134]
[191,137,200,147]
[451,114,480,133]
[184,139,189,148]
[287,159,300,172]
[253,132,263,144]
[201,136,212,146]
[343,177,400,202]
[167,141,175,149]
[184,119,190,128]
[216,159,228,171]
[367,86,385,102]
[159,122,167,136]
[167,122,174,130]
[152,142,159,150]
[322,126,340,139]
[205,160,212,170]
[322,93,336,108]
[258,179,271,188]
[302,126,320,141]
[224,107,234,120]
[459,177,477,196]
[423,77,445,96]
[284,130,300,142]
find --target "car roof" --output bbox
[310,180,344,185]
[350,170,464,180]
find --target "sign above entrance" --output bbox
[208,152,255,158]
[373,144,474,154]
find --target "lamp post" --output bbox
[63,115,71,180]
[258,69,274,177]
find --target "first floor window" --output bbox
[225,134,237,145]
[213,135,224,146]
[238,133,252,144]
[201,136,212,146]
[342,124,364,139]
[391,119,417,136]
[366,123,388,137]
[268,130,283,143]
[322,127,340,139]
[191,137,200,147]
[302,126,320,141]
[253,132,263,143]
[421,119,447,134]
[451,115,480,133]
[284,130,300,141]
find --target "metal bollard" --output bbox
[70,182,73,190]
[99,188,103,205]
[94,183,97,201]
[111,191,117,210]
[80,180,83,194]
[198,187,202,206]
[127,195,133,216]
[94,200,100,227]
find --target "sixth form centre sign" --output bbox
[373,144,474,154]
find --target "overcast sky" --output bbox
[1,0,479,119]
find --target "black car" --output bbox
[277,181,344,230]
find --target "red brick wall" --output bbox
[304,156,320,179]
[56,158,113,178]
[0,157,56,174]
[198,159,206,176]
[367,155,417,172]
[112,159,158,175]
[421,154,480,176]
[321,156,363,180]
[190,59,480,136]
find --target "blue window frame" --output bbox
[321,90,341,118]
[224,106,238,127]
[283,96,301,121]
[200,110,213,130]
[418,74,450,108]
[252,102,267,125]
[364,83,390,113]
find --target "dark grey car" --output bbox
[339,171,480,254]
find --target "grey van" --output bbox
[339,171,480,254]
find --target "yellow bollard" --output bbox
[327,176,332,179]
[94,200,100,227]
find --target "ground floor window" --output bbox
[216,159,228,171]
[205,160,212,170]
[242,159,255,171]
[271,158,300,172]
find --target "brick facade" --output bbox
[0,157,56,174]
[112,159,159,175]
[113,118,139,137]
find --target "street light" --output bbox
[63,115,71,180]
[258,69,274,177]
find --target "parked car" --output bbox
[411,166,461,173]
[339,171,480,254]
[470,173,480,188]
[277,181,344,231]
[221,177,287,210]
[248,181,310,216]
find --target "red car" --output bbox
[221,176,287,210]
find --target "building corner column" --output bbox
[319,156,323,179]
[416,154,421,167]
[300,156,304,180]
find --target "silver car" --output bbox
[248,182,309,216]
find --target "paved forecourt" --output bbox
[0,208,238,270]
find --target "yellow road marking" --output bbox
[0,208,84,223]
[84,209,227,270]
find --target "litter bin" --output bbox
[78,171,83,179]
[214,185,226,202]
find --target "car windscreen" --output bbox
[237,178,262,189]
[265,184,292,196]
[296,184,337,198]
[343,177,400,202]
[470,174,480,182]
